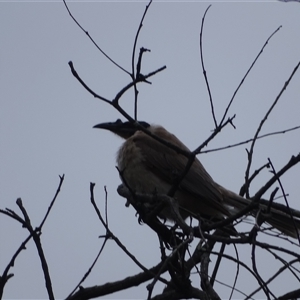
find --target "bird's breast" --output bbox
[116,138,171,194]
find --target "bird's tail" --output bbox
[220,187,300,239]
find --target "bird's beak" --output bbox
[93,120,121,131]
[93,119,137,139]
[94,119,151,139]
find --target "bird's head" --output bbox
[93,119,150,139]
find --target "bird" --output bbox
[94,119,300,239]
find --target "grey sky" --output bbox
[1,1,300,299]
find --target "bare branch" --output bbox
[251,240,273,299]
[147,236,192,300]
[246,258,300,299]
[0,234,32,299]
[68,61,111,103]
[90,183,169,287]
[201,124,300,154]
[220,26,282,126]
[63,0,129,75]
[16,199,55,300]
[254,152,300,200]
[278,288,300,300]
[131,0,153,120]
[267,158,300,243]
[210,243,226,286]
[244,61,300,197]
[67,262,166,300]
[1,175,64,299]
[39,174,64,229]
[199,5,217,128]
[239,163,270,197]
[66,239,108,299]
[228,244,240,300]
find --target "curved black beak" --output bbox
[93,119,150,139]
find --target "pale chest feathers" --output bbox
[116,137,171,194]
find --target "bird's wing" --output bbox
[133,131,229,216]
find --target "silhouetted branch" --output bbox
[68,61,111,103]
[39,174,65,229]
[112,65,166,105]
[220,25,282,126]
[199,5,216,128]
[210,250,273,294]
[67,262,166,300]
[90,183,149,272]
[228,244,240,300]
[132,0,153,119]
[246,258,300,299]
[254,152,300,200]
[0,234,32,299]
[147,236,193,300]
[66,236,108,299]
[278,288,300,300]
[63,0,129,75]
[202,125,300,154]
[0,176,64,300]
[150,287,206,300]
[16,198,55,300]
[267,158,300,243]
[251,234,273,299]
[89,183,170,289]
[244,61,300,197]
[210,242,226,286]
[255,241,300,259]
[195,115,236,154]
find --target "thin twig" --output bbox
[200,230,222,300]
[39,174,65,229]
[68,61,166,126]
[89,183,170,287]
[146,236,192,300]
[66,238,108,299]
[210,242,225,286]
[131,0,153,119]
[239,163,270,197]
[228,244,240,300]
[201,125,300,154]
[212,277,251,299]
[267,158,300,244]
[201,251,221,300]
[199,5,217,128]
[220,26,282,126]
[244,61,300,197]
[194,115,236,154]
[246,251,300,299]
[210,251,276,296]
[16,199,55,300]
[112,65,166,105]
[68,61,111,103]
[67,262,167,300]
[254,152,300,200]
[104,186,109,227]
[0,176,64,298]
[256,241,300,259]
[251,240,273,299]
[63,0,129,75]
[0,234,33,299]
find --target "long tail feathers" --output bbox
[221,187,300,239]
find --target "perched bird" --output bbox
[94,119,300,238]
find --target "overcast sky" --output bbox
[1,1,300,299]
